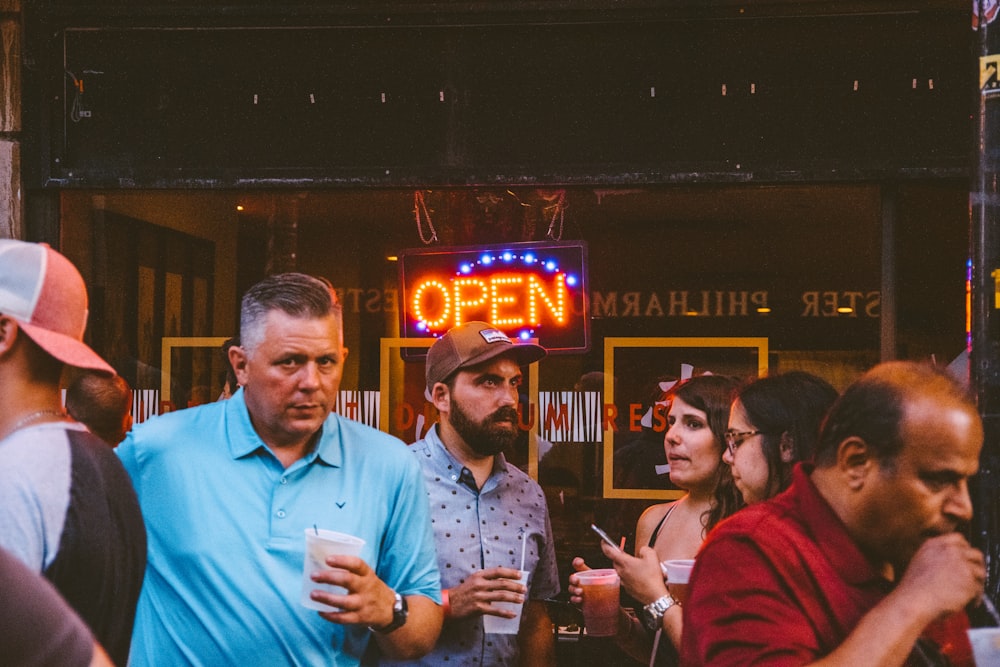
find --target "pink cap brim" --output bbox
[18,319,114,374]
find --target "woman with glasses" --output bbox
[723,371,838,505]
[568,374,741,666]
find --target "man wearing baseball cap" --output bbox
[380,321,560,666]
[0,239,146,666]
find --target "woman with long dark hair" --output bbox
[569,374,742,666]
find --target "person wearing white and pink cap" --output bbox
[0,239,146,667]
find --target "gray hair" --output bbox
[239,273,341,355]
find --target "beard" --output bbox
[448,399,520,457]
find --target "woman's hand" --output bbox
[566,557,591,605]
[602,543,668,605]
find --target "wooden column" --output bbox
[0,0,20,239]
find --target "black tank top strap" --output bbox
[647,502,682,667]
[647,502,677,548]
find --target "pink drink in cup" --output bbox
[576,568,620,637]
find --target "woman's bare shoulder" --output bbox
[637,500,678,532]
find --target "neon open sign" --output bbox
[398,241,590,353]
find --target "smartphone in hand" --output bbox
[591,524,621,551]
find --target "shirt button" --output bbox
[451,475,458,481]
[276,510,286,518]
[280,477,288,485]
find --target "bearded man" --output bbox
[381,322,560,666]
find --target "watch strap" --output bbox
[369,590,408,634]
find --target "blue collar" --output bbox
[225,387,341,467]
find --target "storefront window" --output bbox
[57,182,967,579]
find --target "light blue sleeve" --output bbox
[376,449,442,603]
[115,431,140,491]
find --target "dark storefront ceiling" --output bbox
[34,0,966,19]
[28,0,975,188]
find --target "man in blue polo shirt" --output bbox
[117,273,443,665]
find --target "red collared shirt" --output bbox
[679,463,972,667]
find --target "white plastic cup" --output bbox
[482,570,529,634]
[662,559,695,606]
[300,528,366,612]
[968,628,1000,666]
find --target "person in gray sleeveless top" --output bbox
[0,240,146,667]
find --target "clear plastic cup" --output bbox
[576,568,620,637]
[300,528,366,612]
[482,570,529,634]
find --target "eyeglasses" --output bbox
[724,429,763,456]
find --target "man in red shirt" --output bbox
[680,361,985,667]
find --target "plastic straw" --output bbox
[314,524,319,535]
[520,529,528,571]
[981,593,1000,626]
[649,628,662,667]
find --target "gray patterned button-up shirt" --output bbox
[390,424,560,667]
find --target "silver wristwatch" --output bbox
[639,593,676,632]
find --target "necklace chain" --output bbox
[1,409,66,441]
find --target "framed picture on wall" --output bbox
[159,336,231,412]
[602,337,768,500]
